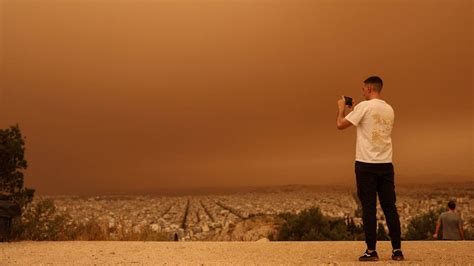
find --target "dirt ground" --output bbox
[1,241,473,265]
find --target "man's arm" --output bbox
[337,98,354,130]
[433,216,441,239]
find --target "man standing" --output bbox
[433,200,465,240]
[336,76,404,261]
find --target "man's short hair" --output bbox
[364,76,383,92]
[448,200,456,210]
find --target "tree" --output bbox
[0,124,35,209]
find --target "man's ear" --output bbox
[367,84,373,93]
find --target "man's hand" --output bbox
[336,96,356,130]
[338,98,346,111]
[338,96,356,111]
[433,218,441,240]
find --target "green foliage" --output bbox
[0,124,35,210]
[275,206,361,241]
[405,207,444,240]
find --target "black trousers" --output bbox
[355,160,401,250]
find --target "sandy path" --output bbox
[1,241,473,265]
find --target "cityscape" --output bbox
[43,182,473,241]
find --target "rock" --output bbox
[256,237,269,242]
[230,215,285,241]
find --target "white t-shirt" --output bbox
[344,98,394,163]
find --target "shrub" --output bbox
[405,207,444,240]
[73,216,108,240]
[275,206,358,241]
[11,198,75,240]
[346,216,365,240]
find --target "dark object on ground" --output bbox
[0,194,21,242]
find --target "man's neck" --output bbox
[368,94,382,100]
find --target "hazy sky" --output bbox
[1,0,472,194]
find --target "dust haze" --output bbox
[0,0,472,194]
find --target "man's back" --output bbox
[345,98,394,163]
[440,211,462,240]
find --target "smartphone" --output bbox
[343,96,353,107]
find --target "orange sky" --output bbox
[1,0,472,195]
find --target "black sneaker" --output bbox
[359,250,379,261]
[392,249,404,261]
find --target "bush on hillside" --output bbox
[405,208,444,240]
[275,207,361,241]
